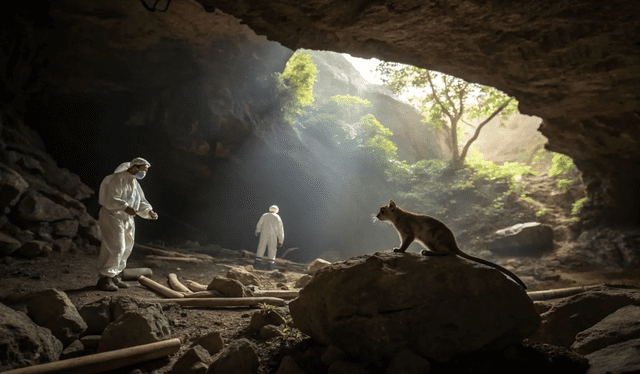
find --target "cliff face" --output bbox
[199,0,640,225]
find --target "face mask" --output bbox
[135,170,146,180]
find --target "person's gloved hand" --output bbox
[149,211,158,220]
[124,207,137,216]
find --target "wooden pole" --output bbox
[145,255,201,263]
[185,279,207,292]
[148,297,287,307]
[527,284,602,301]
[168,273,193,294]
[254,290,299,299]
[3,338,181,374]
[138,275,185,298]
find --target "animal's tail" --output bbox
[458,252,527,289]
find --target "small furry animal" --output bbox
[376,200,527,289]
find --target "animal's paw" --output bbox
[393,248,402,253]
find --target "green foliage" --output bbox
[277,50,318,124]
[376,62,518,168]
[549,153,576,178]
[464,148,537,193]
[536,207,547,217]
[358,114,398,161]
[572,197,588,215]
[330,95,372,108]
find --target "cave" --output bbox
[1,0,640,372]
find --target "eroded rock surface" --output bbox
[0,302,63,371]
[289,252,540,362]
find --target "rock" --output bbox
[226,267,261,287]
[205,338,259,374]
[168,345,212,374]
[306,258,331,276]
[385,349,431,374]
[16,190,74,222]
[0,232,21,256]
[77,212,102,244]
[571,228,640,271]
[98,297,171,352]
[192,331,224,356]
[53,219,79,237]
[207,276,253,297]
[0,165,29,207]
[17,240,52,258]
[571,305,640,355]
[530,285,640,348]
[328,361,371,374]
[321,345,346,366]
[260,324,282,339]
[53,237,76,253]
[0,302,63,371]
[60,339,85,360]
[290,252,539,363]
[78,297,113,335]
[488,222,554,256]
[80,335,101,349]
[270,270,288,282]
[276,355,307,374]
[585,338,640,374]
[27,289,88,347]
[249,309,285,332]
[294,274,312,288]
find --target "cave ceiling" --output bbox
[199,0,640,176]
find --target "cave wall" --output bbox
[199,0,640,225]
[1,0,414,261]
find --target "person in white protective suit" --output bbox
[96,157,158,291]
[254,205,284,271]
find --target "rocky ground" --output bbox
[1,173,640,373]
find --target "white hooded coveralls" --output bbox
[255,210,284,263]
[97,161,153,278]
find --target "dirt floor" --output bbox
[0,247,310,374]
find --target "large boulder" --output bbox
[530,286,640,348]
[16,190,74,222]
[571,305,640,355]
[289,252,539,363]
[0,302,63,371]
[27,289,88,347]
[488,222,554,256]
[0,164,28,207]
[98,297,172,352]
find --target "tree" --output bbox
[277,50,318,124]
[358,114,398,161]
[376,63,518,169]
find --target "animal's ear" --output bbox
[389,200,396,209]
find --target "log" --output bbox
[185,279,208,292]
[121,268,153,281]
[168,273,193,294]
[145,255,202,263]
[254,290,299,299]
[134,243,196,258]
[527,284,602,301]
[148,297,287,307]
[137,243,214,260]
[138,275,185,298]
[3,338,181,374]
[185,290,224,298]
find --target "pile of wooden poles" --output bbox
[138,273,299,308]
